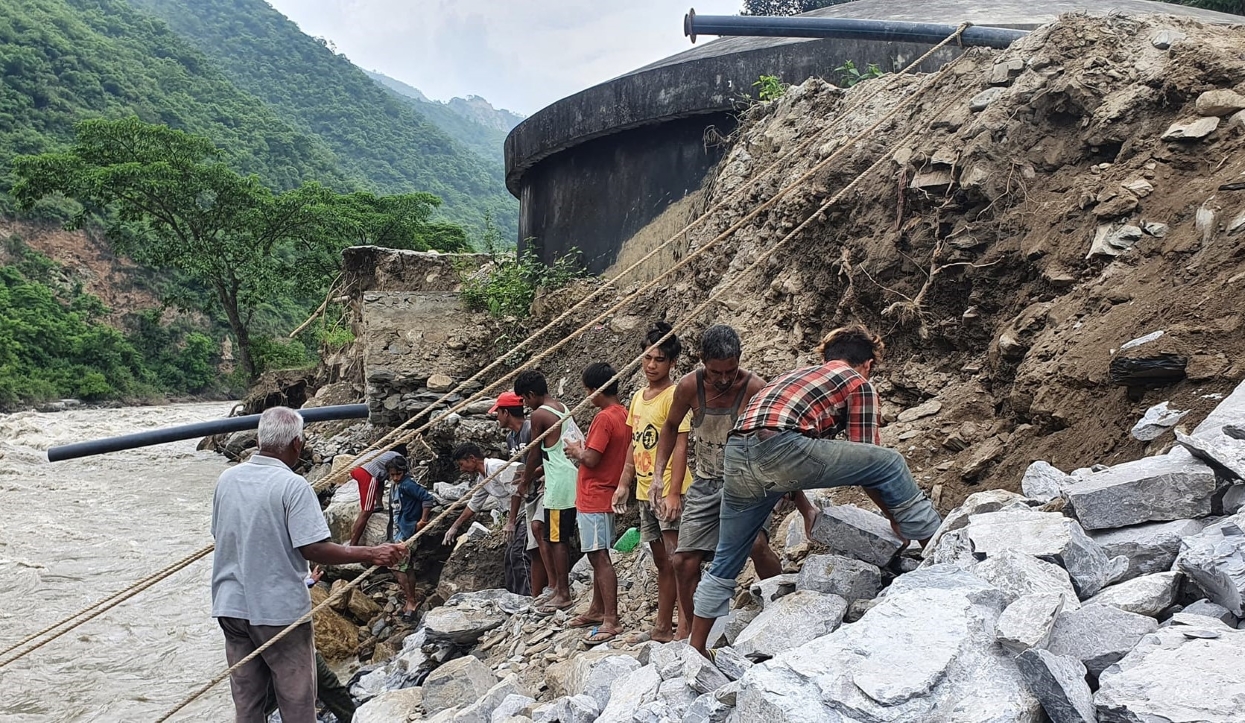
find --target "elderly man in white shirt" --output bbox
[211,407,405,723]
[442,442,529,595]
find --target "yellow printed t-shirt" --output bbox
[628,385,693,500]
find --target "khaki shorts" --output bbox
[638,499,679,544]
[676,476,772,560]
[524,495,544,552]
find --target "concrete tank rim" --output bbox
[503,0,1244,197]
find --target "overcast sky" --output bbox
[264,0,742,116]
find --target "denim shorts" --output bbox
[577,512,615,552]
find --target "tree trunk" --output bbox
[217,285,255,380]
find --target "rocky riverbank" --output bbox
[340,379,1245,723]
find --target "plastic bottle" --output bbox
[613,526,641,552]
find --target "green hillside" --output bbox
[0,0,351,209]
[128,0,519,236]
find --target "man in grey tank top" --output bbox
[653,325,816,633]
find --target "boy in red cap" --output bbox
[491,391,552,600]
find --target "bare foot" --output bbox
[649,627,674,643]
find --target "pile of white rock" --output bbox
[352,382,1245,723]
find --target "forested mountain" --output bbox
[128,0,518,235]
[0,0,350,211]
[365,70,523,165]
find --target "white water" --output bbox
[0,402,236,721]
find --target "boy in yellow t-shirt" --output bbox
[612,321,692,642]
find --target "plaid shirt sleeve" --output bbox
[845,380,882,445]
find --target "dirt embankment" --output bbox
[0,219,165,321]
[493,14,1245,513]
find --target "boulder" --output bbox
[1175,430,1245,481]
[349,630,430,702]
[354,687,425,723]
[996,593,1068,654]
[423,656,497,714]
[1095,626,1245,722]
[1086,572,1182,618]
[1195,88,1245,116]
[809,504,905,567]
[683,651,731,694]
[595,664,661,723]
[1022,462,1072,504]
[547,650,639,709]
[655,678,700,716]
[967,509,1123,597]
[794,553,881,604]
[970,86,1005,111]
[1063,455,1217,530]
[704,607,758,650]
[919,527,978,570]
[735,566,1038,722]
[348,588,383,622]
[1014,650,1096,723]
[647,641,700,680]
[683,691,733,723]
[630,701,678,722]
[925,489,1030,553]
[423,605,506,645]
[309,585,362,660]
[454,675,527,723]
[711,646,753,681]
[490,694,536,723]
[1161,116,1220,140]
[972,549,1082,606]
[1046,603,1158,678]
[732,590,848,660]
[531,695,599,723]
[748,574,797,609]
[1180,598,1238,626]
[1192,380,1245,440]
[1163,611,1235,630]
[1174,520,1245,617]
[1090,518,1203,582]
[1130,402,1189,442]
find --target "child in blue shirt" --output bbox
[385,456,435,622]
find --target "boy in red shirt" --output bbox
[564,362,632,644]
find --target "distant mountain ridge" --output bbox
[127,0,518,236]
[365,70,523,165]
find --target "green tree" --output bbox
[741,0,854,15]
[12,116,467,379]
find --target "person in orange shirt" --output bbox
[612,321,692,642]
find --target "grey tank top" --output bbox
[691,370,752,480]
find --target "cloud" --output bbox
[264,0,741,114]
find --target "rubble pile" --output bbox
[343,378,1245,723]
[289,11,1245,722]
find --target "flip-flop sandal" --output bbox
[567,614,603,629]
[585,626,619,645]
[622,631,652,645]
[398,611,419,625]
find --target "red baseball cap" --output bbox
[489,391,524,413]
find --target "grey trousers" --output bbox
[218,617,317,723]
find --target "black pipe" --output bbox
[46,404,370,462]
[684,9,1029,50]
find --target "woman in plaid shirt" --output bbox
[689,324,942,657]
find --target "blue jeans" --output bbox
[692,431,942,619]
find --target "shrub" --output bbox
[460,247,584,319]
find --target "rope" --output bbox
[0,545,213,669]
[0,53,912,670]
[312,20,975,493]
[157,34,976,721]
